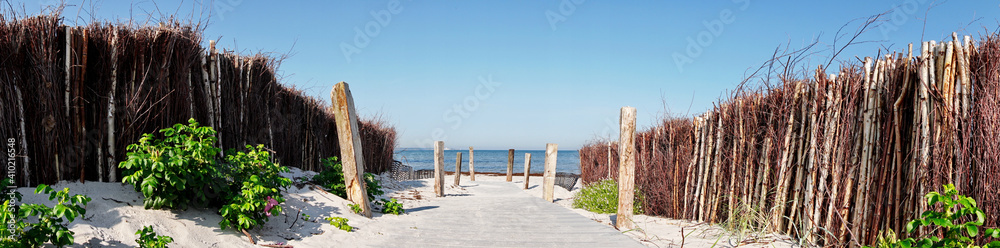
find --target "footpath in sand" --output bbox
[362,179,645,247]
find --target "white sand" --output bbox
[12,168,799,247]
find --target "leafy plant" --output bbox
[325,217,352,232]
[0,184,91,248]
[571,179,643,214]
[119,119,222,210]
[218,145,292,231]
[312,157,384,200]
[301,213,310,221]
[865,184,1000,248]
[380,199,405,215]
[135,225,173,248]
[348,203,362,214]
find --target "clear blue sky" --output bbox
[21,0,1000,150]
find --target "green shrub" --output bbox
[135,225,173,248]
[0,184,91,248]
[218,145,292,231]
[348,203,362,214]
[312,157,383,200]
[865,184,1000,248]
[571,179,643,214]
[380,199,405,215]
[325,217,352,232]
[119,119,222,210]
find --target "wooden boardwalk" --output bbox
[367,180,645,247]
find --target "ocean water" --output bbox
[394,149,581,174]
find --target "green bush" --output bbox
[135,225,173,248]
[119,119,222,210]
[325,217,352,232]
[865,184,1000,248]
[0,184,91,248]
[380,198,405,215]
[312,157,383,200]
[571,179,643,214]
[218,145,292,231]
[348,203,362,214]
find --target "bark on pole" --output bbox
[543,143,558,202]
[469,146,475,181]
[107,29,118,182]
[617,106,637,230]
[454,152,463,186]
[434,141,445,197]
[507,149,514,182]
[330,82,372,218]
[523,153,532,189]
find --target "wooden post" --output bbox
[543,144,558,202]
[330,82,372,218]
[434,141,445,197]
[617,107,637,230]
[454,152,463,186]
[507,149,514,182]
[523,153,532,189]
[469,146,475,181]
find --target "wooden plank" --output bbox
[523,153,532,189]
[543,144,558,202]
[469,146,475,181]
[434,141,445,197]
[330,82,372,218]
[507,149,515,182]
[616,107,637,230]
[454,152,463,186]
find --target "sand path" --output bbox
[362,180,644,247]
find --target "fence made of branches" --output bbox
[580,34,1000,246]
[0,14,396,186]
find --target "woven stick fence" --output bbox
[581,33,1000,246]
[0,14,396,186]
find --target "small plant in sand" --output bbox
[0,184,91,248]
[119,119,223,210]
[301,213,310,221]
[326,217,352,232]
[135,225,173,248]
[865,184,1000,248]
[571,179,643,214]
[348,203,363,214]
[380,198,405,215]
[219,145,292,232]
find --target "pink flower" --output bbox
[264,196,279,217]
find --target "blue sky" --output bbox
[22,0,1000,150]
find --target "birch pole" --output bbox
[107,29,118,182]
[469,146,475,181]
[523,153,532,189]
[330,82,372,218]
[543,143,558,202]
[617,107,637,230]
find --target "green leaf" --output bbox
[968,225,979,237]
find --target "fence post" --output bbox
[523,153,532,189]
[454,152,463,186]
[330,82,372,218]
[507,149,514,182]
[434,141,445,197]
[617,106,637,230]
[543,144,558,202]
[469,146,475,181]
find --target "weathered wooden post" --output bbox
[617,106,637,230]
[543,144,558,202]
[331,82,372,218]
[454,152,463,185]
[469,146,475,181]
[507,149,514,182]
[523,153,532,189]
[434,141,445,197]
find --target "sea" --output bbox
[394,149,581,175]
